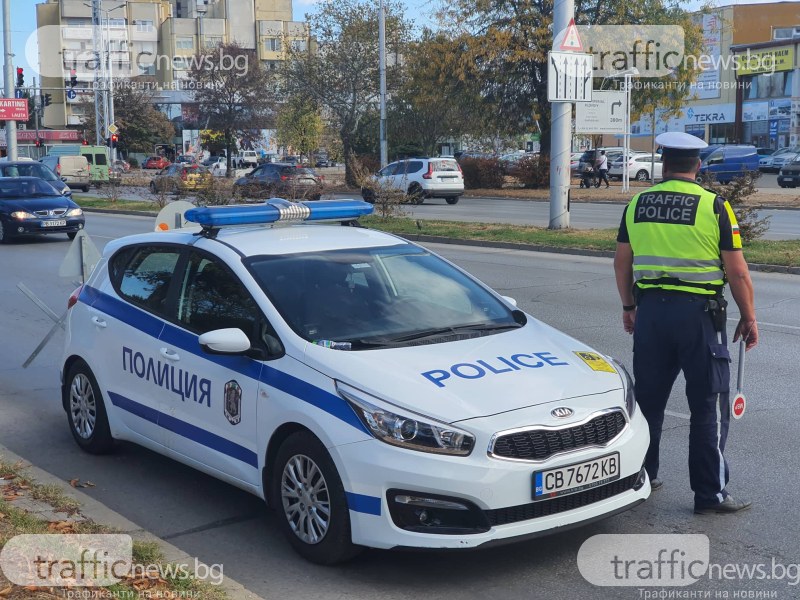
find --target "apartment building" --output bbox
[35,0,307,129]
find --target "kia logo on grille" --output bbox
[551,407,574,419]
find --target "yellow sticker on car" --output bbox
[573,351,617,373]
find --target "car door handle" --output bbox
[159,348,180,361]
[91,316,107,329]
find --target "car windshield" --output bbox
[0,178,59,198]
[0,164,58,181]
[246,246,523,348]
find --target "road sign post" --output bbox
[548,36,593,229]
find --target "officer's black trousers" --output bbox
[632,290,732,507]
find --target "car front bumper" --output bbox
[332,406,650,550]
[11,218,85,236]
[777,174,800,186]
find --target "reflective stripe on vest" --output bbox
[626,180,725,295]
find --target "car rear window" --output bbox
[432,160,458,172]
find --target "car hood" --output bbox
[295,318,623,423]
[0,196,77,212]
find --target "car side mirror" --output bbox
[199,328,251,355]
[61,176,68,182]
[707,156,723,165]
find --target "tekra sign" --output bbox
[548,51,593,103]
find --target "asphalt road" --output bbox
[0,212,798,599]
[396,197,800,240]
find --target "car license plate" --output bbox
[532,452,620,501]
[42,220,67,227]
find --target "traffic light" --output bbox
[42,94,52,107]
[70,69,77,88]
[81,139,89,145]
[110,134,119,145]
[16,67,23,88]
[34,138,42,148]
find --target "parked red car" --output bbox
[143,156,171,170]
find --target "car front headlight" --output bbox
[10,211,35,220]
[609,357,636,417]
[65,208,83,217]
[337,381,475,456]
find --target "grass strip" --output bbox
[362,216,800,268]
[0,457,228,599]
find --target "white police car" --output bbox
[61,199,651,564]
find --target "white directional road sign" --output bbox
[548,51,593,103]
[575,90,626,134]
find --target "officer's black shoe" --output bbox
[694,496,752,515]
[650,478,663,491]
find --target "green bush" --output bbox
[701,171,770,242]
[459,157,505,189]
[511,154,550,189]
[127,157,139,169]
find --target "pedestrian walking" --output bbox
[595,150,610,188]
[613,131,758,514]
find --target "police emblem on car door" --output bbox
[224,380,242,425]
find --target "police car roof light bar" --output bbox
[184,198,374,234]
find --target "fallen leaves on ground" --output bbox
[68,479,94,488]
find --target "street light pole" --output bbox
[2,0,18,160]
[91,0,106,145]
[378,0,387,168]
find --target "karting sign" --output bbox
[0,99,29,121]
[548,51,593,103]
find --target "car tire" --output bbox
[446,196,460,205]
[635,170,649,181]
[408,184,424,205]
[271,431,361,565]
[360,188,375,204]
[67,232,77,240]
[779,183,786,188]
[82,186,90,193]
[64,360,114,454]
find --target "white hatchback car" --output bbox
[608,153,663,182]
[61,199,650,564]
[362,158,464,204]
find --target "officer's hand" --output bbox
[734,318,758,351]
[622,309,636,334]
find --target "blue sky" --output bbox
[0,0,789,87]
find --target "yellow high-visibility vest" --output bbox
[625,179,725,295]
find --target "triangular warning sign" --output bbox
[559,18,584,52]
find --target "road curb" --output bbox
[82,208,798,275]
[0,442,263,600]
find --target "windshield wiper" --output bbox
[382,322,523,344]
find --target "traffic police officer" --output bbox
[613,131,759,514]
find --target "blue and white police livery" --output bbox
[61,199,651,564]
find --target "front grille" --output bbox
[33,209,67,217]
[485,473,639,526]
[491,409,627,461]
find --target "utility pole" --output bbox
[548,0,574,229]
[92,0,106,145]
[34,76,40,159]
[2,0,18,160]
[378,0,387,168]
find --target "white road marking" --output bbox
[665,409,691,420]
